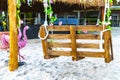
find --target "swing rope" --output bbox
[40,0,111,51]
[99,0,111,50]
[40,0,49,40]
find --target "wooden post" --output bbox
[101,7,105,22]
[40,26,49,59]
[8,0,18,71]
[103,30,111,63]
[70,26,77,61]
[109,30,113,60]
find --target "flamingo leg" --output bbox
[18,50,25,62]
[18,52,21,62]
[19,54,25,60]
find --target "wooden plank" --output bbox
[8,0,18,71]
[103,30,111,63]
[48,34,70,39]
[49,50,72,56]
[40,26,49,59]
[75,26,105,31]
[48,26,70,31]
[101,7,105,22]
[109,31,113,60]
[48,50,104,57]
[77,43,99,48]
[70,26,77,60]
[76,34,100,39]
[48,25,106,31]
[78,52,104,57]
[48,42,71,48]
[76,25,103,27]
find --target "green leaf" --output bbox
[99,21,102,24]
[50,39,54,42]
[17,15,21,27]
[77,30,81,34]
[107,26,112,30]
[109,0,113,3]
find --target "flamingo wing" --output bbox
[0,34,10,49]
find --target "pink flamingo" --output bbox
[0,34,10,49]
[0,27,24,49]
[0,28,23,49]
[0,20,24,49]
[18,26,29,61]
[18,26,29,50]
[0,26,29,61]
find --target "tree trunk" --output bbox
[8,0,18,71]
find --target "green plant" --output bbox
[0,11,7,31]
[99,0,113,30]
[16,0,25,27]
[44,0,57,24]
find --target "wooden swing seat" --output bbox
[40,25,113,63]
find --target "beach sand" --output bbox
[0,28,120,80]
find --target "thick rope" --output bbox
[100,0,111,50]
[40,0,49,40]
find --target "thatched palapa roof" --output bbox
[0,0,113,13]
[32,0,113,13]
[33,0,106,8]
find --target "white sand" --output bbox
[0,27,120,80]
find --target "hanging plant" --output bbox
[0,11,7,31]
[2,21,6,30]
[99,0,113,30]
[43,0,57,24]
[43,0,57,41]
[16,0,21,27]
[16,0,25,27]
[106,8,112,29]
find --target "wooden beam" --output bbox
[77,43,99,48]
[101,7,105,22]
[76,34,100,39]
[109,31,113,60]
[75,26,105,31]
[103,30,111,63]
[49,50,72,56]
[8,0,18,71]
[70,26,77,60]
[40,26,49,59]
[48,25,106,31]
[48,34,70,39]
[78,52,104,57]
